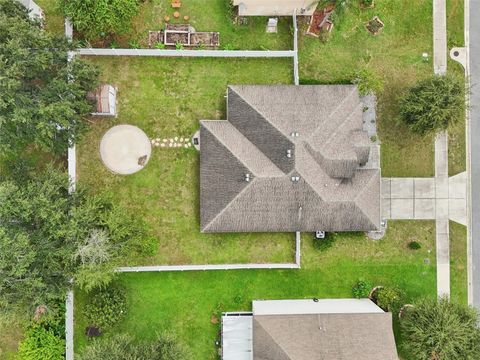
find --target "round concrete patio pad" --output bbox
[100,125,151,175]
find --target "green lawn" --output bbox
[446,0,467,176]
[74,221,437,358]
[78,57,296,266]
[450,221,468,304]
[36,0,65,36]
[0,318,22,360]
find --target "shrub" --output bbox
[60,0,139,41]
[83,285,127,332]
[375,286,404,312]
[401,298,480,360]
[155,42,166,49]
[400,75,464,135]
[175,42,184,50]
[351,68,383,96]
[352,279,372,298]
[408,241,422,250]
[312,232,336,251]
[16,325,65,360]
[361,0,374,6]
[78,333,189,360]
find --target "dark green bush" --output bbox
[16,324,65,360]
[401,298,480,360]
[408,241,422,250]
[83,285,127,332]
[400,75,464,135]
[352,279,372,298]
[312,232,336,251]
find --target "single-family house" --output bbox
[199,85,380,233]
[221,298,399,360]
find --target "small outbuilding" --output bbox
[87,84,117,117]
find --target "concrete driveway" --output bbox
[381,173,466,224]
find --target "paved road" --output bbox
[470,0,480,308]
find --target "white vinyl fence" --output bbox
[293,10,299,85]
[77,48,295,58]
[16,0,43,19]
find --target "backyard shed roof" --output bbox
[200,85,380,233]
[87,84,117,116]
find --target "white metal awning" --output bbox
[221,314,253,360]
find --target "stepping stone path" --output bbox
[150,136,193,149]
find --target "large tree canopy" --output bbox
[401,298,480,360]
[60,0,139,41]
[0,166,151,314]
[0,0,98,155]
[399,75,464,135]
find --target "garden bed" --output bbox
[365,16,384,35]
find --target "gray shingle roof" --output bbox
[253,313,398,360]
[200,85,380,232]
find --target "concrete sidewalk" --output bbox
[434,0,447,75]
[433,0,450,298]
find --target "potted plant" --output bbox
[368,285,383,301]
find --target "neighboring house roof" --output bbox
[253,313,398,360]
[200,85,380,233]
[221,299,398,360]
[233,0,317,16]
